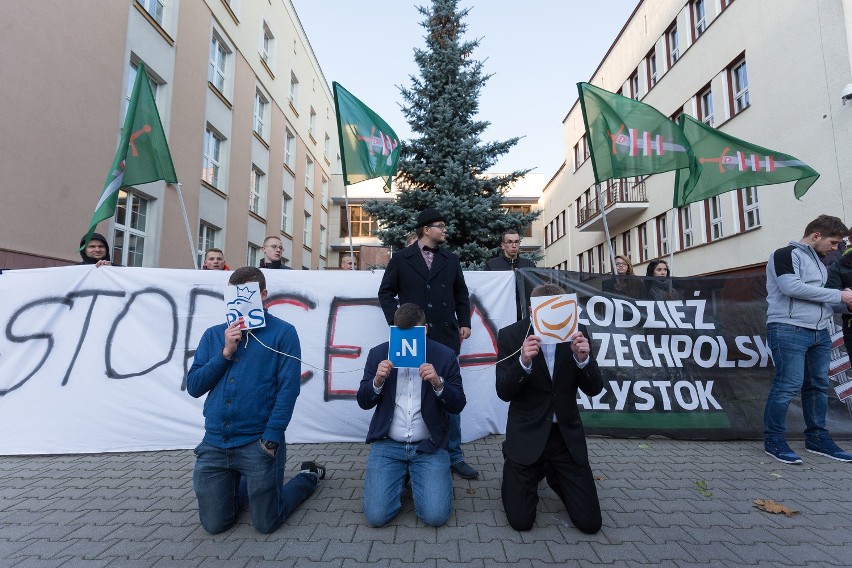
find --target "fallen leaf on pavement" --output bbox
[638,443,650,449]
[466,488,476,495]
[594,475,606,481]
[695,480,712,497]
[753,499,799,517]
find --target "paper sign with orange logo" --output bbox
[530,294,578,344]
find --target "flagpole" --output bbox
[343,183,355,269]
[595,183,617,273]
[174,183,198,269]
[668,207,676,274]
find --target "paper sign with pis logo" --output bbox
[389,326,427,368]
[225,282,266,329]
[530,294,578,344]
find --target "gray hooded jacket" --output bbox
[766,241,842,330]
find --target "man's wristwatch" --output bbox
[261,439,279,452]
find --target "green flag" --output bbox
[332,82,401,193]
[82,61,177,248]
[673,114,819,207]
[577,82,691,184]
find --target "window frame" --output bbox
[113,189,151,267]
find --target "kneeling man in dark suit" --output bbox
[357,303,467,527]
[496,283,604,533]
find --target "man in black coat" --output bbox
[377,208,478,479]
[496,283,604,533]
[484,230,535,271]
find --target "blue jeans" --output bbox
[192,440,317,534]
[362,439,452,527]
[448,412,463,464]
[764,323,830,442]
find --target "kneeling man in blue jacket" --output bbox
[357,303,466,527]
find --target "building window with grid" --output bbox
[647,49,657,88]
[289,72,299,108]
[202,127,223,188]
[573,141,582,171]
[587,249,596,273]
[638,222,649,262]
[502,205,533,237]
[261,22,274,67]
[740,186,760,230]
[113,190,150,267]
[679,206,695,249]
[693,0,706,38]
[246,243,261,267]
[731,59,749,114]
[125,61,160,122]
[281,190,293,234]
[320,225,327,257]
[630,71,640,100]
[622,231,632,261]
[249,166,266,216]
[577,254,584,272]
[209,35,228,93]
[305,157,314,192]
[309,107,317,138]
[707,195,724,241]
[657,214,670,256]
[340,205,377,237]
[304,211,312,245]
[667,23,679,66]
[582,134,590,160]
[284,128,295,170]
[321,177,329,204]
[138,0,165,25]
[324,134,331,159]
[197,222,219,266]
[254,90,268,138]
[699,87,714,126]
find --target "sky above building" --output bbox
[291,0,638,178]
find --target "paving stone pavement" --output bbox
[2,435,852,567]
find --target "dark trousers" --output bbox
[501,423,601,533]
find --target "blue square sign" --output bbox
[388,326,426,368]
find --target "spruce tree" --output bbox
[363,0,539,267]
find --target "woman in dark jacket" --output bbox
[644,258,682,301]
[602,255,643,298]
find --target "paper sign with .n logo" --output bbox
[531,294,578,344]
[225,282,266,329]
[389,326,426,368]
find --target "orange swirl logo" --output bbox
[532,295,577,342]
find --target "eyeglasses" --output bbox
[427,224,447,230]
[265,245,284,250]
[503,240,521,245]
[614,262,628,267]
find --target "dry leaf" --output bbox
[594,475,606,481]
[695,481,712,497]
[465,488,476,495]
[753,498,799,517]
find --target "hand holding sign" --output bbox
[521,335,542,367]
[569,331,590,363]
[222,319,243,360]
[373,359,394,389]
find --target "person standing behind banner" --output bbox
[602,255,643,298]
[357,303,466,527]
[377,208,478,480]
[764,215,852,465]
[340,254,356,270]
[78,233,121,267]
[187,266,325,534]
[259,236,292,269]
[484,230,535,271]
[644,258,682,301]
[202,248,229,270]
[495,283,603,533]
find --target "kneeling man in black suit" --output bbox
[496,283,604,533]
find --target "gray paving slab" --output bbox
[2,436,852,567]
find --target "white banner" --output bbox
[0,266,516,455]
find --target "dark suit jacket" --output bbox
[357,339,466,453]
[378,242,471,354]
[496,319,603,466]
[484,255,535,271]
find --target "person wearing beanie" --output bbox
[78,233,120,267]
[377,208,478,479]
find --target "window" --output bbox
[731,59,750,114]
[260,22,274,66]
[320,225,327,256]
[113,190,149,267]
[679,206,694,249]
[740,186,760,230]
[667,24,679,66]
[582,134,590,160]
[304,211,312,244]
[305,157,314,192]
[638,222,649,262]
[209,35,228,92]
[324,133,331,159]
[197,222,218,266]
[202,127,223,187]
[588,249,596,273]
[138,0,165,25]
[693,0,706,38]
[573,141,582,171]
[125,61,159,121]
[577,254,584,272]
[289,72,299,108]
[708,195,723,241]
[647,49,657,88]
[340,205,377,237]
[309,107,317,138]
[281,190,293,234]
[699,87,714,126]
[321,177,329,203]
[622,231,632,261]
[657,214,670,256]
[254,90,268,137]
[544,225,551,247]
[629,71,640,100]
[284,128,295,170]
[597,245,605,274]
[246,243,261,267]
[249,166,266,216]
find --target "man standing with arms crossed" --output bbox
[378,208,478,479]
[764,215,852,464]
